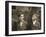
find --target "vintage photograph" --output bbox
[5,1,45,36]
[12,6,41,31]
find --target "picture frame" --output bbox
[5,1,45,36]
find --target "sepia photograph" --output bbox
[12,6,41,31]
[5,1,45,36]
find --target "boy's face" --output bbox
[19,14,24,21]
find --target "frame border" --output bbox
[5,1,45,36]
